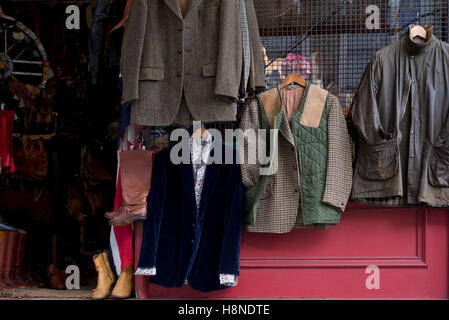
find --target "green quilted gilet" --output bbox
[289,83,341,225]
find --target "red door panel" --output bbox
[134,204,449,299]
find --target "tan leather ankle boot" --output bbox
[109,150,155,226]
[92,251,115,299]
[110,265,133,299]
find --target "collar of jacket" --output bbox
[164,0,203,20]
[403,24,435,55]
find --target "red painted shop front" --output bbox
[129,0,449,300]
[133,202,449,299]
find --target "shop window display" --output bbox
[0,0,448,301]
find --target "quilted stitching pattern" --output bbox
[292,96,341,226]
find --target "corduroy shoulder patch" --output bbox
[300,85,329,128]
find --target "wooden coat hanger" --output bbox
[279,72,306,90]
[410,25,427,40]
[410,13,427,42]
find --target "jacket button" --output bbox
[294,188,299,193]
[177,50,182,54]
[177,73,182,78]
[293,165,298,170]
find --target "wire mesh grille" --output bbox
[139,0,449,147]
[258,0,448,113]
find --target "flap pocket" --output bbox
[202,64,217,77]
[139,67,164,81]
[429,145,449,187]
[357,138,399,181]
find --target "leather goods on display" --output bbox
[14,136,49,180]
[92,251,115,300]
[80,147,114,215]
[107,149,155,226]
[110,265,133,299]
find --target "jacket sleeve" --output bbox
[218,162,244,276]
[239,97,262,191]
[351,54,386,144]
[215,0,243,102]
[322,95,353,212]
[136,151,166,271]
[245,0,266,90]
[120,0,147,106]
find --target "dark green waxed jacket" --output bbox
[352,25,449,206]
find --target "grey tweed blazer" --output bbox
[121,0,265,126]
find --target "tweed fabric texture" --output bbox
[239,87,352,233]
[238,0,250,90]
[121,0,265,126]
[322,94,353,212]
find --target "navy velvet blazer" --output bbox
[137,143,244,292]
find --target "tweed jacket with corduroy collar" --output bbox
[239,84,353,233]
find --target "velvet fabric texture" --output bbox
[137,142,244,292]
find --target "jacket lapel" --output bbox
[276,87,295,145]
[276,87,299,146]
[163,0,183,19]
[179,162,198,216]
[279,110,295,146]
